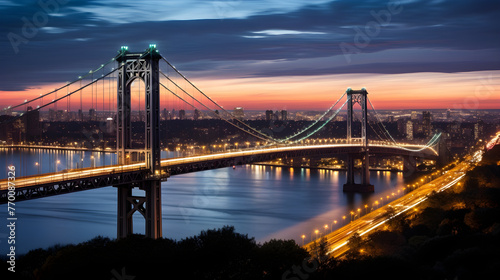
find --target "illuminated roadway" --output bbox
[0,142,438,203]
[304,149,482,258]
[0,143,436,191]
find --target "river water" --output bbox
[0,148,407,255]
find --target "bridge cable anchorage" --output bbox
[1,57,117,114]
[367,96,441,153]
[0,66,124,126]
[159,81,277,142]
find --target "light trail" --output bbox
[303,158,474,258]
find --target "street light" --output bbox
[314,229,319,240]
[56,160,60,172]
[301,235,306,246]
[35,162,40,174]
[324,224,328,236]
[332,220,337,232]
[342,216,346,225]
[364,204,368,214]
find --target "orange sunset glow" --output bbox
[3,70,499,111]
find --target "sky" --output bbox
[0,0,499,111]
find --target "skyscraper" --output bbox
[233,107,244,121]
[193,109,201,120]
[179,109,186,120]
[24,106,40,141]
[422,111,432,136]
[281,110,288,121]
[411,111,418,120]
[474,121,484,140]
[265,110,273,122]
[106,117,114,134]
[406,120,414,140]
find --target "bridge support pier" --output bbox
[343,152,374,193]
[116,179,162,239]
[142,180,162,239]
[117,185,133,238]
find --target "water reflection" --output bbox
[1,149,408,255]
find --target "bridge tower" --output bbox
[114,45,164,239]
[343,88,374,192]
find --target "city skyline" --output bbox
[1,0,499,110]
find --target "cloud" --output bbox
[0,0,499,92]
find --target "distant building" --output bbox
[411,111,418,121]
[49,109,56,122]
[406,120,413,140]
[89,108,96,121]
[179,109,186,120]
[422,111,432,136]
[265,110,273,122]
[162,108,168,120]
[78,109,83,121]
[397,118,407,136]
[193,109,201,120]
[474,121,484,140]
[106,117,114,134]
[281,110,288,121]
[233,107,244,121]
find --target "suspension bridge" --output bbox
[0,45,441,239]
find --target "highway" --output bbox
[304,149,482,258]
[0,142,435,191]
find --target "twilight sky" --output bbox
[0,0,499,110]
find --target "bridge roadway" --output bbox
[303,150,480,258]
[0,143,437,203]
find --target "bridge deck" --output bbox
[0,144,437,202]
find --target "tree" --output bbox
[346,232,363,259]
[258,239,309,279]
